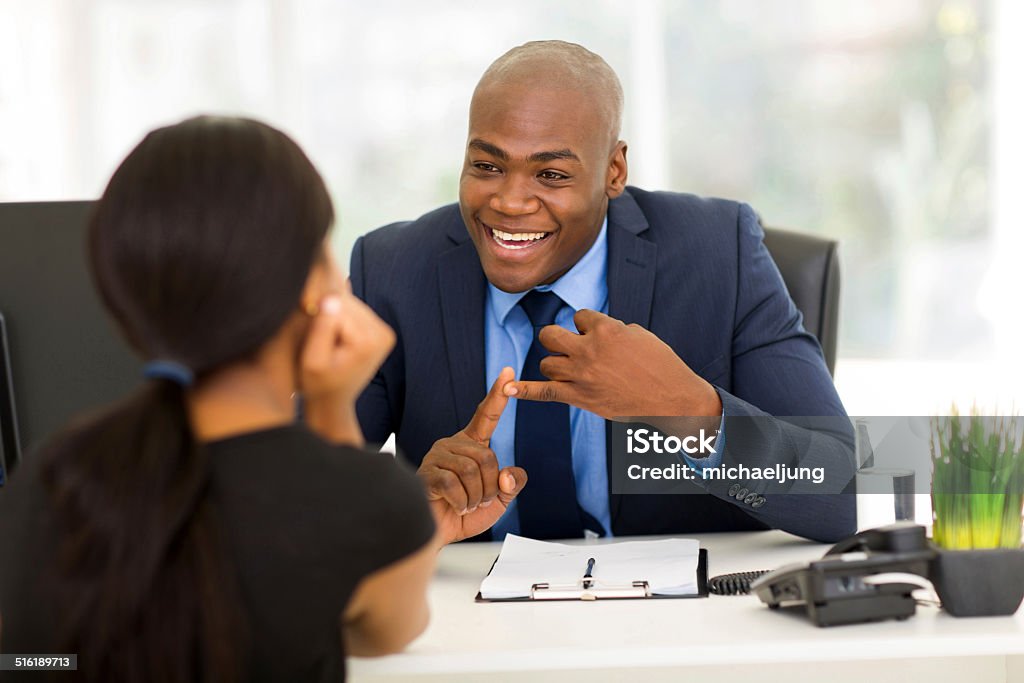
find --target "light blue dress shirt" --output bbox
[484,217,724,540]
[486,219,610,540]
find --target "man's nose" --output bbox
[489,174,540,216]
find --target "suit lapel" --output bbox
[606,190,657,327]
[438,227,488,428]
[604,190,657,531]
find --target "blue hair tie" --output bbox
[143,360,195,387]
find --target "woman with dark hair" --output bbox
[0,116,443,682]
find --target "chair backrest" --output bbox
[0,201,141,466]
[0,313,17,484]
[761,227,840,376]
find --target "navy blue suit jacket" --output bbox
[351,187,856,543]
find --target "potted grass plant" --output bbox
[929,409,1024,616]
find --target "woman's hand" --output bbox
[300,286,396,445]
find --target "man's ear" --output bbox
[606,141,628,199]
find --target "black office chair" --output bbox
[0,201,141,469]
[762,227,840,377]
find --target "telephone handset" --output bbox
[823,522,931,557]
[744,523,936,626]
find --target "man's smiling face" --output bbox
[459,83,626,293]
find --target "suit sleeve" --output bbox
[350,235,398,446]
[692,204,857,543]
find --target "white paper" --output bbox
[479,534,700,600]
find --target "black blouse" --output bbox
[0,424,436,681]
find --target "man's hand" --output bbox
[504,309,722,419]
[418,367,528,544]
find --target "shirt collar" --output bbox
[489,215,609,325]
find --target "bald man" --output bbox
[352,40,856,544]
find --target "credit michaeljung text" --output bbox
[626,462,826,485]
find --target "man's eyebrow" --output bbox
[467,139,580,164]
[468,139,509,160]
[528,149,580,163]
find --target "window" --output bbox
[1,0,1015,413]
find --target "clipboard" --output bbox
[475,548,709,602]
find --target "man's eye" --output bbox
[474,162,500,173]
[539,171,569,181]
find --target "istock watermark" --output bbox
[609,415,1024,498]
[609,415,857,496]
[625,427,718,456]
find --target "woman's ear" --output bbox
[299,243,343,316]
[299,263,326,316]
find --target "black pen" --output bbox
[583,557,596,589]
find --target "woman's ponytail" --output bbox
[38,115,333,681]
[41,381,246,683]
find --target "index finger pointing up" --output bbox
[463,366,515,443]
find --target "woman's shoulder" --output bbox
[208,423,431,525]
[208,423,435,571]
[209,423,416,483]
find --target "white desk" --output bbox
[350,531,1024,683]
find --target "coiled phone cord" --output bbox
[708,570,771,595]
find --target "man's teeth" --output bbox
[491,228,547,243]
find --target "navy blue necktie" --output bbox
[514,291,586,539]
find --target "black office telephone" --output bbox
[742,523,937,626]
